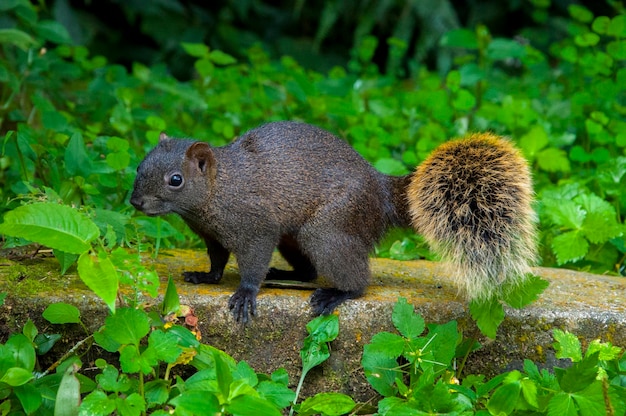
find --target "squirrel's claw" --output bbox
[228,287,258,323]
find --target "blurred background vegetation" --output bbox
[1,0,625,276]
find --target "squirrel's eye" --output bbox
[169,174,183,187]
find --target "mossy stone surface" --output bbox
[1,249,624,400]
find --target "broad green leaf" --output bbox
[0,367,33,386]
[22,319,37,342]
[79,390,116,416]
[144,379,169,407]
[181,42,209,58]
[367,332,405,359]
[0,28,37,50]
[114,393,145,416]
[585,339,623,361]
[65,132,93,177]
[14,383,42,414]
[553,329,582,362]
[362,346,399,397]
[556,352,600,394]
[257,380,296,409]
[440,29,478,49]
[487,38,526,60]
[519,125,549,158]
[42,303,81,324]
[298,392,355,416]
[77,251,119,312]
[148,330,182,364]
[469,297,505,339]
[374,158,410,175]
[55,365,80,416]
[100,307,150,346]
[301,314,339,374]
[428,320,459,374]
[34,333,62,355]
[392,297,425,339]
[503,275,550,309]
[573,381,609,416]
[537,148,571,173]
[487,380,521,415]
[0,203,99,254]
[170,389,220,413]
[162,276,180,316]
[35,20,72,44]
[608,15,626,37]
[547,392,578,416]
[228,394,282,416]
[552,231,589,265]
[582,212,623,244]
[209,50,237,65]
[6,334,35,372]
[569,5,594,23]
[53,249,79,275]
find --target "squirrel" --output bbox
[130,121,536,322]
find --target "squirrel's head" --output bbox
[130,133,217,217]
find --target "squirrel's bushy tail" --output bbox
[407,133,537,300]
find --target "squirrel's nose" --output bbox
[130,194,143,210]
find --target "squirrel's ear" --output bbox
[185,142,216,178]
[159,132,170,142]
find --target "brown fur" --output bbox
[131,123,536,322]
[407,132,537,300]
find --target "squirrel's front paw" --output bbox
[228,287,258,323]
[183,271,222,284]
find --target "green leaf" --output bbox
[79,390,117,416]
[607,40,626,60]
[22,319,38,342]
[43,303,81,324]
[608,15,626,37]
[551,231,589,265]
[162,276,180,316]
[585,339,623,361]
[374,158,410,175]
[208,50,237,65]
[101,307,150,347]
[440,29,478,49]
[0,367,34,386]
[592,16,610,34]
[428,321,459,375]
[181,42,209,58]
[487,379,521,415]
[503,275,550,309]
[569,5,594,23]
[547,392,578,416]
[65,132,93,177]
[553,329,582,362]
[53,249,79,275]
[115,393,145,416]
[369,332,406,361]
[55,365,80,416]
[148,330,181,364]
[6,334,35,372]
[392,297,425,339]
[227,394,282,416]
[144,379,170,407]
[77,251,119,313]
[487,38,526,60]
[0,28,37,50]
[537,148,571,173]
[519,125,549,158]
[557,353,599,393]
[170,390,220,413]
[0,203,99,254]
[469,297,505,339]
[257,380,296,409]
[362,345,399,397]
[14,383,42,414]
[34,333,62,355]
[298,392,355,416]
[301,314,339,374]
[35,20,72,44]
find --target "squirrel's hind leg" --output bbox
[266,235,317,282]
[298,226,371,315]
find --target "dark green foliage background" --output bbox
[1,0,625,276]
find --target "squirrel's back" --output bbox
[407,132,537,300]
